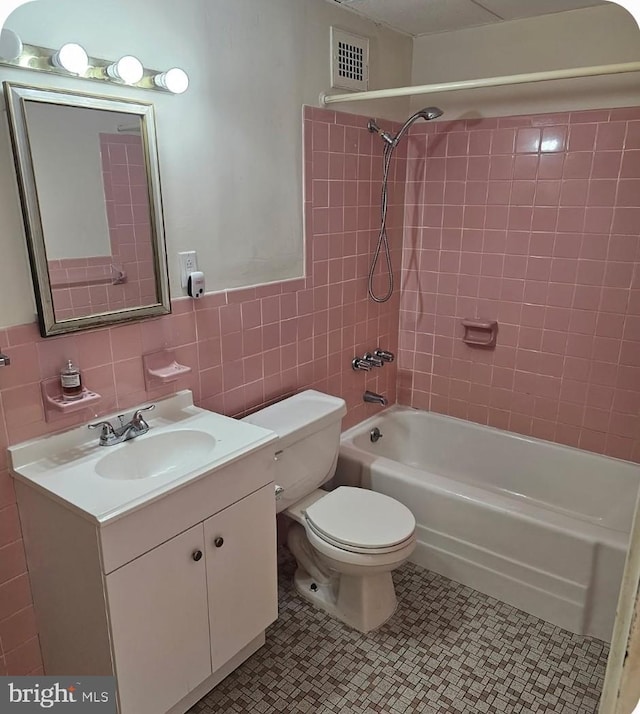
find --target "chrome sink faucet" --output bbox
[88,405,155,446]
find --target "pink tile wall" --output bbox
[0,105,401,673]
[399,106,640,462]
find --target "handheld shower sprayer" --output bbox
[366,106,443,303]
[367,107,444,149]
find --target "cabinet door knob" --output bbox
[192,550,203,561]
[214,537,224,548]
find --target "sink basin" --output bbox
[95,430,217,481]
[8,390,277,524]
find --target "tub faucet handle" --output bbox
[352,357,372,372]
[374,349,394,363]
[364,352,384,368]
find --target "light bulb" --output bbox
[106,55,143,84]
[154,67,189,94]
[0,29,23,61]
[51,42,88,75]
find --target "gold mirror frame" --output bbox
[3,82,171,337]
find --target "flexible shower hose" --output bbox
[368,140,396,303]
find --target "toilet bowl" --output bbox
[243,390,416,633]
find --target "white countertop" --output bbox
[9,390,277,525]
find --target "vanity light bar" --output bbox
[0,29,23,61]
[106,55,144,85]
[51,43,89,76]
[153,68,189,95]
[0,39,189,94]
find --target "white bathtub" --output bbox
[337,406,640,642]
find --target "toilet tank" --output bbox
[242,390,347,513]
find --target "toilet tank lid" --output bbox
[242,390,346,444]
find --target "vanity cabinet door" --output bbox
[204,483,278,671]
[106,523,212,714]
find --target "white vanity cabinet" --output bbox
[203,485,278,671]
[106,524,212,714]
[10,393,279,714]
[107,484,277,714]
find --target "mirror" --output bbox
[3,82,170,336]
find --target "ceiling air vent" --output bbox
[330,27,369,91]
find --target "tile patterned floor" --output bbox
[190,551,609,713]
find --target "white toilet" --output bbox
[243,389,416,633]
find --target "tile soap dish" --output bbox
[143,349,192,389]
[40,377,101,422]
[462,319,498,348]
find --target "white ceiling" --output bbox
[331,0,608,37]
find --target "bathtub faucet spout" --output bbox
[363,390,387,406]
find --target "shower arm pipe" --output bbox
[320,61,640,106]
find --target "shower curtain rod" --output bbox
[320,61,640,106]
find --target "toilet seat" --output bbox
[303,486,416,555]
[305,519,415,555]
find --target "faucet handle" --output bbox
[363,352,384,368]
[133,404,155,416]
[374,349,395,363]
[352,357,372,372]
[132,404,155,427]
[88,420,117,445]
[88,420,115,434]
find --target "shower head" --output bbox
[416,106,444,121]
[368,107,444,149]
[392,106,444,147]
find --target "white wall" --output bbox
[25,103,125,260]
[411,4,640,119]
[0,0,412,328]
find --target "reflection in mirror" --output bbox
[4,83,170,336]
[27,104,155,320]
